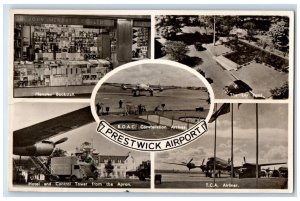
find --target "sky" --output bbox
[106,63,206,87]
[12,102,150,165]
[155,103,289,171]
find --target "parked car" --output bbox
[224,80,252,96]
[194,42,206,51]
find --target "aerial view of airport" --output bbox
[94,63,211,139]
[12,102,150,189]
[155,103,289,189]
[155,15,290,99]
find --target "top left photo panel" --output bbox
[11,11,151,98]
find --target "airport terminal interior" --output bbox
[13,14,151,88]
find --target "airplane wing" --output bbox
[233,165,243,169]
[120,84,136,90]
[151,87,163,91]
[259,162,287,167]
[13,106,95,147]
[164,162,187,166]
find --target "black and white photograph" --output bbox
[12,13,151,98]
[93,62,212,139]
[155,103,289,189]
[155,15,291,99]
[11,102,151,189]
[7,9,294,194]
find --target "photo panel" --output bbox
[155,14,292,100]
[12,13,151,98]
[11,102,151,190]
[154,103,290,190]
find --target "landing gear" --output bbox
[133,90,140,97]
[70,175,77,182]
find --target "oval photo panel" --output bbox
[91,60,214,151]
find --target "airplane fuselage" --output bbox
[206,157,231,171]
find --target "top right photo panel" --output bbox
[155,14,293,99]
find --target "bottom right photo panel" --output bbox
[154,103,290,190]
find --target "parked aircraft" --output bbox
[237,157,286,178]
[203,156,286,178]
[121,83,164,96]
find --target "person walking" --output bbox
[119,99,123,108]
[138,104,142,115]
[96,103,101,116]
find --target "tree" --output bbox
[270,82,288,99]
[256,38,270,50]
[198,16,217,45]
[162,41,189,61]
[51,148,67,157]
[155,15,196,39]
[198,15,240,45]
[269,20,289,54]
[243,22,256,42]
[105,159,114,178]
[198,16,214,35]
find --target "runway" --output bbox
[95,85,210,113]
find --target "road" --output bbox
[186,45,238,99]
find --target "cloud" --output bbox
[262,145,288,163]
[106,63,205,87]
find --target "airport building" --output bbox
[98,154,136,178]
[74,142,136,179]
[13,14,151,88]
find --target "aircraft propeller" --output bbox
[188,158,193,164]
[53,137,68,145]
[199,158,206,172]
[42,137,68,146]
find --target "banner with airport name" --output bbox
[96,120,208,151]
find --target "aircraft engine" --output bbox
[13,137,68,156]
[13,142,54,156]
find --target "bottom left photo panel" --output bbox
[10,102,151,191]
